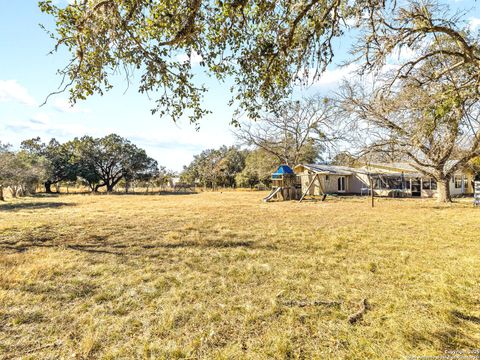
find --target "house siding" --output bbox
[297,172,352,195]
[349,174,367,194]
[324,175,346,193]
[295,163,474,198]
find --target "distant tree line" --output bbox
[179,135,324,190]
[180,96,336,190]
[0,142,46,200]
[0,134,173,199]
[180,146,290,190]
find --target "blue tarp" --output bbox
[273,165,294,175]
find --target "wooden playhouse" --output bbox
[263,165,300,202]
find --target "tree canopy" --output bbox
[0,143,46,198]
[235,148,278,188]
[1,135,161,196]
[181,146,247,189]
[21,137,78,193]
[39,0,388,123]
[73,134,158,192]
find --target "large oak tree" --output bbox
[73,134,158,192]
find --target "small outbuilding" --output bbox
[263,165,300,201]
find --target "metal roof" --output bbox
[273,165,294,175]
[366,160,460,174]
[294,162,461,178]
[295,164,357,175]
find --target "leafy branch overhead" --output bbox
[38,0,386,123]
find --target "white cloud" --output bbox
[469,17,480,32]
[343,18,357,27]
[0,111,231,171]
[0,80,37,106]
[128,128,232,171]
[52,98,90,114]
[4,112,90,139]
[309,62,404,95]
[393,46,417,63]
[128,126,231,151]
[311,45,414,90]
[30,112,50,125]
[312,64,359,86]
[176,51,203,65]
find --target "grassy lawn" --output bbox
[0,192,479,359]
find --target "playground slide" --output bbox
[263,187,282,202]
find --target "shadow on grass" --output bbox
[405,310,480,353]
[65,239,257,254]
[63,240,256,256]
[107,191,198,196]
[32,193,61,198]
[451,310,480,324]
[432,328,478,351]
[39,191,198,196]
[0,237,268,256]
[144,239,256,249]
[66,244,126,256]
[0,202,75,212]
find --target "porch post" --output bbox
[299,172,317,203]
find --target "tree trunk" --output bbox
[44,181,53,193]
[0,185,4,201]
[368,175,375,208]
[106,184,114,193]
[437,178,452,203]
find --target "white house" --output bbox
[294,162,474,198]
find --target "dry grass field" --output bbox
[0,191,479,359]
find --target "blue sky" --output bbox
[0,1,479,171]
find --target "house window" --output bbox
[454,176,463,189]
[325,175,330,181]
[373,177,402,190]
[338,176,346,192]
[422,179,431,190]
[386,178,403,190]
[374,177,388,189]
[422,178,437,190]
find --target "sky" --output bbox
[0,1,479,171]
